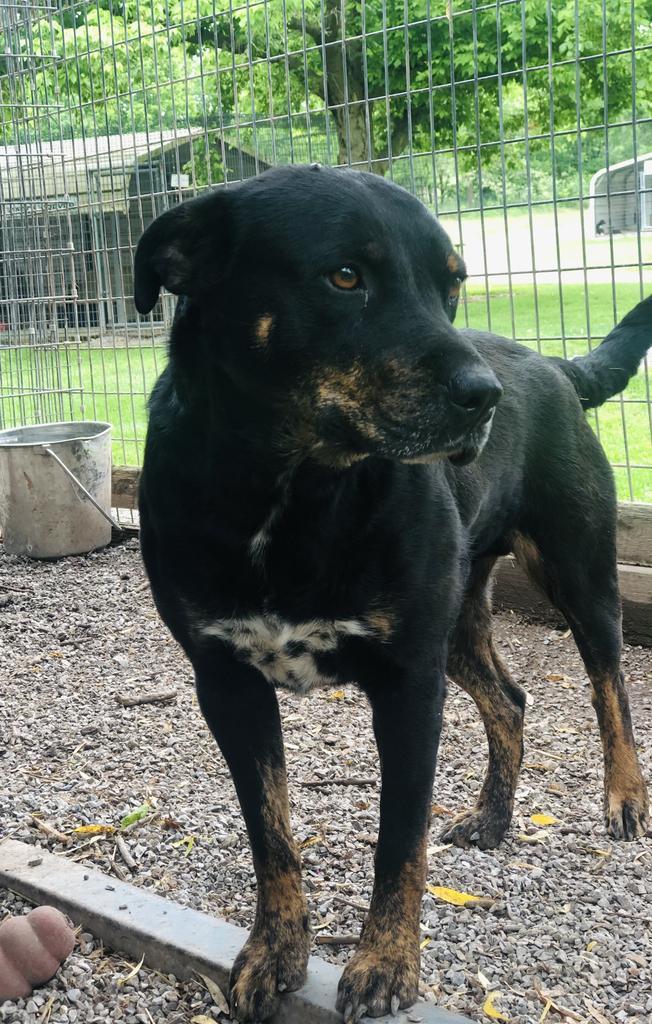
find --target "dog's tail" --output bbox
[551,295,651,409]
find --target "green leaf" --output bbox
[120,803,151,829]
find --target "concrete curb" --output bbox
[0,839,471,1024]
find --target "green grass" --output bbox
[461,283,652,503]
[0,345,166,467]
[1,281,650,501]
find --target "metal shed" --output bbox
[0,131,266,334]
[589,152,652,237]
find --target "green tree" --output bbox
[2,0,650,204]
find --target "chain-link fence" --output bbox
[1,0,650,500]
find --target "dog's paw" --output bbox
[605,779,649,841]
[439,806,510,850]
[335,942,419,1021]
[229,918,310,1022]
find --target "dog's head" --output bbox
[134,165,501,467]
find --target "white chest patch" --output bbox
[197,614,371,693]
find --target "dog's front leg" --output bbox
[336,669,445,1022]
[195,654,310,1022]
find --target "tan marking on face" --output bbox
[364,240,384,261]
[447,251,461,274]
[449,279,461,300]
[315,365,383,444]
[254,313,274,346]
[401,451,450,465]
[316,365,367,414]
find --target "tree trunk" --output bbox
[323,0,375,169]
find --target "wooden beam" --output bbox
[493,557,652,646]
[617,503,652,567]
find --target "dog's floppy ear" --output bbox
[134,190,229,315]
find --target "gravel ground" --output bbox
[1,541,650,1024]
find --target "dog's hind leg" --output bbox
[441,556,527,850]
[195,651,310,1023]
[513,525,649,841]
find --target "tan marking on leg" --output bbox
[512,532,549,592]
[254,313,274,347]
[444,559,525,849]
[336,839,425,1017]
[589,672,649,838]
[229,762,310,1021]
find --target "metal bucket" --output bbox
[0,421,113,558]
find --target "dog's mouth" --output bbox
[306,407,496,469]
[389,408,496,466]
[289,377,498,470]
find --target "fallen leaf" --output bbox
[517,831,548,844]
[589,848,611,858]
[172,835,196,856]
[192,1017,217,1024]
[328,689,345,700]
[120,803,150,829]
[586,940,598,952]
[431,803,454,817]
[539,997,553,1022]
[427,843,453,855]
[419,937,431,949]
[300,835,321,849]
[199,974,230,1014]
[427,885,483,907]
[544,673,567,681]
[545,783,567,795]
[117,953,145,986]
[483,991,508,1021]
[583,1002,610,1024]
[39,995,55,1024]
[530,814,559,826]
[73,824,116,835]
[477,969,491,990]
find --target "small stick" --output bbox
[116,690,177,708]
[116,835,137,871]
[29,814,70,845]
[315,934,360,946]
[300,777,376,788]
[111,859,130,882]
[534,985,584,1022]
[332,895,370,912]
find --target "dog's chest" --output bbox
[197,614,370,693]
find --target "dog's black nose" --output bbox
[448,367,502,417]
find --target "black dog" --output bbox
[134,165,649,1022]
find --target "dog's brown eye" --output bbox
[329,266,361,290]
